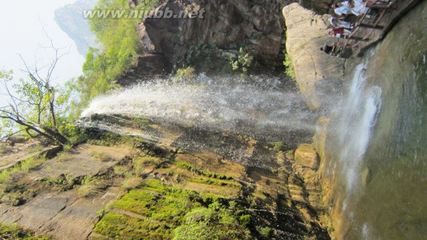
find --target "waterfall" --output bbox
[81,75,321,137]
[326,2,427,238]
[334,63,382,196]
[327,62,384,239]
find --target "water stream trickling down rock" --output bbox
[332,63,382,197]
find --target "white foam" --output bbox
[81,76,318,135]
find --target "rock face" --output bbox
[295,144,319,170]
[0,116,331,239]
[118,54,172,86]
[80,115,331,240]
[0,144,132,239]
[128,0,286,81]
[299,0,334,14]
[283,3,345,109]
[292,143,323,211]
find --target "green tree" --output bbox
[77,0,159,106]
[0,52,71,146]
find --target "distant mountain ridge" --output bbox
[54,0,98,56]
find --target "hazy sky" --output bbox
[0,0,84,104]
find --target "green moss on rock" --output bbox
[94,179,256,239]
[0,224,49,240]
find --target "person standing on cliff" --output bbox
[328,27,352,38]
[352,0,369,15]
[329,16,353,30]
[331,1,352,16]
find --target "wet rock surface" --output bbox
[0,114,331,239]
[80,115,330,239]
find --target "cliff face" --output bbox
[282,3,345,109]
[281,4,346,235]
[283,2,427,239]
[120,0,287,84]
[340,2,427,239]
[0,115,331,239]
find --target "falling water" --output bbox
[334,63,382,195]
[82,75,320,137]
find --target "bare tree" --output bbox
[0,44,69,146]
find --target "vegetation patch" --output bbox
[113,165,130,177]
[133,155,163,175]
[174,67,196,81]
[177,44,231,73]
[77,0,160,106]
[94,179,255,240]
[0,183,35,206]
[173,205,253,240]
[40,174,81,192]
[0,143,9,155]
[0,223,50,239]
[121,177,143,191]
[0,156,45,184]
[175,161,233,181]
[284,54,296,80]
[86,131,135,147]
[229,48,254,75]
[77,177,109,198]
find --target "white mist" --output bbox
[82,76,318,135]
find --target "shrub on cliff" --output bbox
[230,48,254,74]
[77,0,159,106]
[284,54,296,80]
[174,66,196,81]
